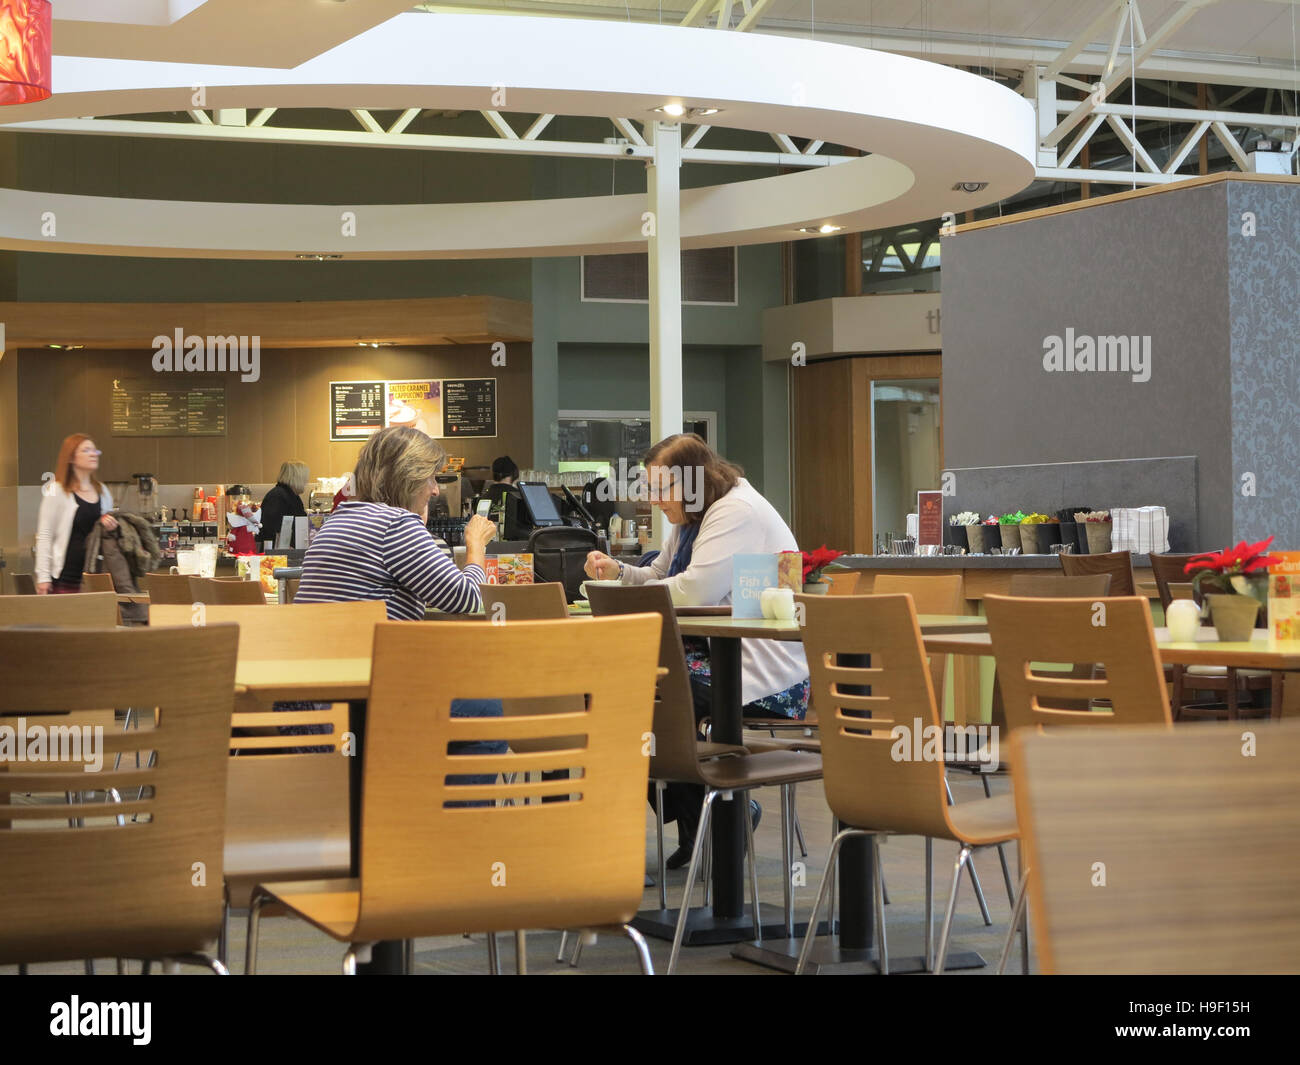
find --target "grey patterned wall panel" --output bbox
[941,456,1198,551]
[1226,183,1300,549]
[943,183,1233,549]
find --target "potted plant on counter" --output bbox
[801,545,846,594]
[998,511,1027,552]
[966,516,997,555]
[948,511,980,552]
[1077,511,1112,554]
[1184,536,1278,642]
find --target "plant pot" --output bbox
[965,525,993,554]
[1019,525,1051,554]
[999,525,1023,551]
[1057,522,1078,552]
[946,525,969,551]
[1085,522,1113,555]
[1207,593,1260,642]
[802,581,830,595]
[1076,522,1091,554]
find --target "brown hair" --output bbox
[55,434,104,495]
[643,433,742,525]
[352,427,446,512]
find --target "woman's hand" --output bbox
[464,514,497,552]
[584,550,621,580]
[100,514,119,532]
[37,582,51,595]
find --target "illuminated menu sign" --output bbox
[442,378,497,438]
[330,380,386,441]
[111,379,227,436]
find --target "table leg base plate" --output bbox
[732,938,986,974]
[632,907,814,947]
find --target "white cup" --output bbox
[1166,598,1202,643]
[761,587,796,620]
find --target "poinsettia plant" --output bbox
[1184,535,1280,598]
[802,545,845,584]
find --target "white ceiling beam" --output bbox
[1055,74,1094,94]
[1057,112,1107,167]
[387,108,421,135]
[1102,2,1131,80]
[349,109,384,134]
[522,114,554,140]
[802,139,824,155]
[611,118,646,146]
[679,0,713,28]
[1036,166,1175,185]
[1105,113,1162,173]
[1059,99,1300,129]
[249,108,277,128]
[1210,120,1252,169]
[770,132,798,154]
[187,109,212,125]
[5,116,843,169]
[1043,0,1129,79]
[480,110,519,139]
[682,123,710,149]
[734,0,771,33]
[1164,119,1211,172]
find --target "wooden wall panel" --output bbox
[14,344,533,488]
[792,358,856,552]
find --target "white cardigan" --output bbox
[34,485,113,585]
[621,478,808,705]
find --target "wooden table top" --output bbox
[923,628,1300,670]
[677,613,987,641]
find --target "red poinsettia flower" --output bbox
[801,545,845,582]
[1184,535,1279,576]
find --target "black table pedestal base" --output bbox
[632,907,821,947]
[732,938,986,974]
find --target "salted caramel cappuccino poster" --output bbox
[385,380,442,439]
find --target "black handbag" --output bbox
[527,526,599,603]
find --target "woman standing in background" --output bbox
[259,459,309,550]
[35,434,119,594]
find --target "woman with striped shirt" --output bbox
[295,426,502,801]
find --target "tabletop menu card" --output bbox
[732,554,779,619]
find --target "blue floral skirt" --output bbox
[681,637,809,719]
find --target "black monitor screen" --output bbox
[518,482,563,525]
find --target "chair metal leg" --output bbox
[83,960,94,976]
[514,930,527,975]
[872,835,889,975]
[1018,841,1030,974]
[555,930,569,963]
[654,779,668,911]
[945,778,991,926]
[217,899,229,966]
[621,923,655,975]
[997,869,1031,974]
[995,843,1016,909]
[667,789,717,975]
[342,946,359,975]
[701,830,713,906]
[569,933,583,967]
[925,837,934,971]
[245,889,270,975]
[795,828,859,975]
[781,784,794,939]
[743,791,762,943]
[115,958,127,975]
[934,845,973,973]
[791,784,808,857]
[404,938,415,974]
[486,932,501,974]
[170,951,229,975]
[141,960,151,975]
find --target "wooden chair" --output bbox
[190,577,267,606]
[983,594,1172,731]
[149,599,386,664]
[1011,721,1300,973]
[588,582,823,973]
[141,572,197,605]
[0,591,118,629]
[10,574,36,595]
[245,614,663,975]
[1059,550,1135,596]
[871,574,965,711]
[1148,552,1270,721]
[824,570,861,595]
[79,572,115,593]
[1007,574,1112,598]
[794,593,1023,974]
[0,625,238,972]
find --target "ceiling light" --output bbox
[798,224,843,235]
[952,182,988,193]
[651,104,722,119]
[357,341,395,348]
[0,0,51,106]
[296,253,344,260]
[657,103,686,118]
[47,344,84,351]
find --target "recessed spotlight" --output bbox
[798,224,843,235]
[296,253,344,260]
[651,104,723,119]
[47,344,85,350]
[356,341,395,348]
[657,103,686,118]
[952,182,988,193]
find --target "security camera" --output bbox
[624,145,636,156]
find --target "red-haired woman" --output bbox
[34,434,119,594]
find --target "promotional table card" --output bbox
[484,554,534,584]
[777,551,802,592]
[733,554,779,619]
[1268,550,1300,640]
[917,490,944,547]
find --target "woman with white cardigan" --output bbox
[35,434,119,594]
[584,433,809,866]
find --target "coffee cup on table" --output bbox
[1166,599,1201,643]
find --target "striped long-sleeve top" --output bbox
[294,500,484,620]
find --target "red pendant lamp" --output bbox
[0,0,51,106]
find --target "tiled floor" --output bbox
[10,769,1033,976]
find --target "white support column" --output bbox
[646,121,683,549]
[1030,66,1058,168]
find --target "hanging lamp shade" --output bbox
[0,0,51,106]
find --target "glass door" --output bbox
[870,379,942,545]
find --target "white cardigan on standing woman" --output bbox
[619,478,808,706]
[34,485,113,585]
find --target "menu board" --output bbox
[442,378,497,438]
[917,490,943,546]
[111,379,226,437]
[385,380,442,437]
[330,380,386,441]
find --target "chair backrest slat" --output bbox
[190,577,267,606]
[0,591,118,629]
[1012,721,1300,973]
[1059,550,1136,597]
[149,600,386,660]
[0,626,237,964]
[141,572,198,605]
[353,614,660,938]
[984,594,1171,732]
